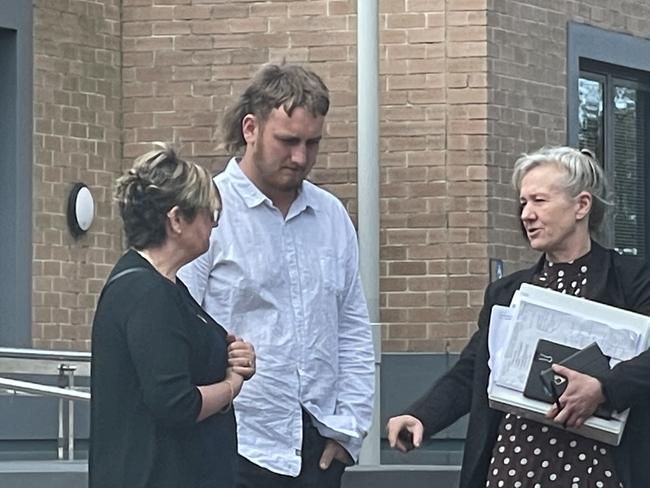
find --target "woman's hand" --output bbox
[226,333,256,380]
[545,364,606,428]
[386,415,424,452]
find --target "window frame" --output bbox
[568,22,650,257]
[578,67,650,251]
[0,0,33,346]
[568,22,650,144]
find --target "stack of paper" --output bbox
[487,283,650,445]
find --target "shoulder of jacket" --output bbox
[609,250,650,286]
[108,268,179,304]
[608,248,644,267]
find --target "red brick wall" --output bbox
[486,0,650,274]
[32,0,122,349]
[378,0,490,351]
[30,0,650,352]
[119,0,491,352]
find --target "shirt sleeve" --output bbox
[333,212,376,460]
[124,280,202,428]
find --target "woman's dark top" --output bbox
[89,250,236,488]
[486,252,622,487]
[405,242,650,488]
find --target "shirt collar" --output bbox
[223,158,268,208]
[223,158,320,214]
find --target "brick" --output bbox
[389,261,427,276]
[381,277,408,292]
[407,0,444,12]
[448,119,488,134]
[386,13,426,28]
[175,36,213,50]
[380,0,406,13]
[428,322,470,338]
[448,25,487,41]
[268,16,348,32]
[173,5,211,19]
[382,340,409,352]
[386,44,426,59]
[407,89,445,104]
[250,3,288,16]
[387,292,428,308]
[447,41,488,58]
[122,6,173,21]
[407,28,444,43]
[449,275,488,291]
[288,1,328,16]
[152,21,192,35]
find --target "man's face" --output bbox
[241,106,325,197]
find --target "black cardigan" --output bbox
[406,242,650,488]
[89,250,236,488]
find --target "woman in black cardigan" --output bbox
[90,144,256,488]
[387,147,650,488]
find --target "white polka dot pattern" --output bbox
[486,254,624,487]
[485,413,623,487]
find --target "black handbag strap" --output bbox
[99,267,150,302]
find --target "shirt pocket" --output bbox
[312,250,343,330]
[317,249,344,295]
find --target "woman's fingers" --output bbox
[386,415,423,452]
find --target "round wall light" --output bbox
[67,183,95,237]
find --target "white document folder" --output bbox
[488,383,629,445]
[487,284,650,446]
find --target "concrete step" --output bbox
[343,464,461,488]
[0,460,87,488]
[0,460,459,488]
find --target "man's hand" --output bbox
[386,415,423,452]
[319,439,353,470]
[545,364,606,428]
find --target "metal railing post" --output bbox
[58,363,77,460]
[0,347,91,460]
[57,396,64,460]
[67,367,76,460]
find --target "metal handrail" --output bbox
[0,347,91,362]
[0,377,90,401]
[0,347,91,461]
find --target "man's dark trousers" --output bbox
[236,411,347,488]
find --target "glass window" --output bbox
[578,63,650,258]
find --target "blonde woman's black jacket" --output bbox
[90,250,236,488]
[405,242,650,488]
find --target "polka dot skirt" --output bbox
[486,252,622,487]
[485,413,622,487]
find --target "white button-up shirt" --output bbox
[179,159,375,476]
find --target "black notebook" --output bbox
[523,339,613,420]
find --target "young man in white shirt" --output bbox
[179,63,375,488]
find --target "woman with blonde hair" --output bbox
[90,144,255,488]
